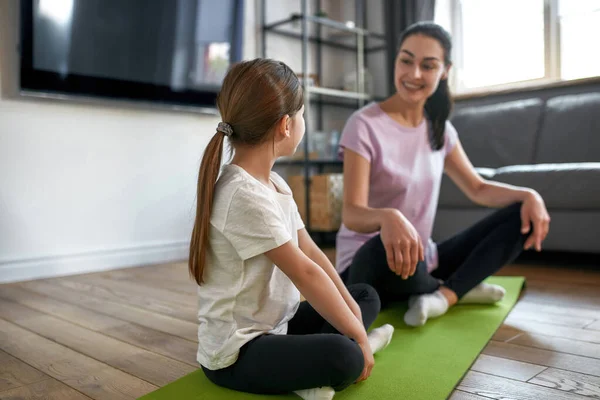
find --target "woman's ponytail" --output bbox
[425,78,453,150]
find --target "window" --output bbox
[559,0,600,80]
[435,0,600,94]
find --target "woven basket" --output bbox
[288,174,343,231]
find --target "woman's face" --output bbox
[394,34,449,105]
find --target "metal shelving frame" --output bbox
[261,0,385,237]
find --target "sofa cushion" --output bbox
[535,93,600,163]
[450,99,544,168]
[493,163,600,210]
[438,168,495,208]
[438,163,600,210]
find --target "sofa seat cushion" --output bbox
[438,163,600,210]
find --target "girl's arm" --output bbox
[444,140,551,251]
[265,241,368,343]
[297,228,362,321]
[266,241,375,382]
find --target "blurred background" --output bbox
[0,0,598,284]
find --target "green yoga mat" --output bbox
[139,276,524,400]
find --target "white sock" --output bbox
[404,290,449,327]
[460,283,506,304]
[368,324,394,354]
[294,386,335,400]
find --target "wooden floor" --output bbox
[1,254,600,400]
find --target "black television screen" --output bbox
[19,0,244,111]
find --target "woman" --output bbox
[335,22,550,327]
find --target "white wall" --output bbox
[0,0,348,283]
[0,0,226,283]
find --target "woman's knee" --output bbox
[348,283,380,306]
[348,235,389,285]
[506,202,524,219]
[352,235,386,266]
[323,335,364,390]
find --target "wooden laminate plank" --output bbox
[448,389,495,400]
[508,309,595,329]
[509,332,600,360]
[0,298,196,387]
[67,275,195,308]
[18,278,196,323]
[511,302,600,321]
[483,341,600,378]
[0,319,157,400]
[0,350,47,392]
[528,368,600,399]
[585,321,600,332]
[14,280,198,341]
[458,370,592,399]
[502,318,600,344]
[0,285,198,366]
[470,354,547,382]
[0,378,93,400]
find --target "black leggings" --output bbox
[345,203,528,304]
[202,283,380,394]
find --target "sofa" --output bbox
[433,92,600,254]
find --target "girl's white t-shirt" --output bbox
[196,164,304,370]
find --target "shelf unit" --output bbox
[262,0,385,238]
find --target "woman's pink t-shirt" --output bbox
[335,102,458,274]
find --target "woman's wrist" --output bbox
[520,188,538,202]
[376,208,402,229]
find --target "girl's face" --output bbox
[278,105,305,157]
[394,34,449,105]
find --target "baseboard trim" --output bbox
[0,241,189,284]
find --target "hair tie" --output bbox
[217,122,233,137]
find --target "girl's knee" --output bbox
[325,336,364,390]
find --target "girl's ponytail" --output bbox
[425,78,452,150]
[188,131,225,285]
[188,58,303,286]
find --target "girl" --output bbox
[336,22,551,327]
[189,58,394,400]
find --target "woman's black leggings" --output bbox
[344,203,528,305]
[202,283,380,394]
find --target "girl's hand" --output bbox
[521,191,551,251]
[355,338,374,383]
[380,209,424,279]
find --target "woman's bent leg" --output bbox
[346,235,440,306]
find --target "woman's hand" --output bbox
[379,209,424,279]
[521,191,551,251]
[355,338,374,383]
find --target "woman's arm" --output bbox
[342,149,423,279]
[444,141,551,251]
[341,150,392,233]
[298,228,362,320]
